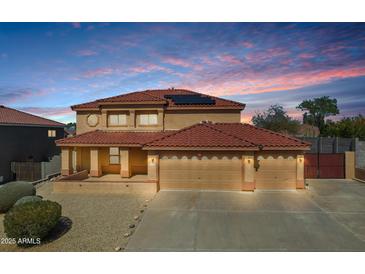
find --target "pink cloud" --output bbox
[180,65,365,97]
[217,54,242,65]
[76,49,98,56]
[242,41,254,48]
[162,57,192,68]
[130,63,172,74]
[298,53,315,59]
[82,67,114,78]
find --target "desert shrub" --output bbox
[14,195,42,207]
[0,182,36,213]
[4,200,61,245]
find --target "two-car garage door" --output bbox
[159,151,298,190]
[159,151,242,190]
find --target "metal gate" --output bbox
[304,153,345,179]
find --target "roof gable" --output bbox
[0,106,65,127]
[71,88,245,110]
[144,122,257,149]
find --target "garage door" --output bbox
[255,153,297,189]
[159,151,242,190]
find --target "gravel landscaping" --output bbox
[0,181,155,252]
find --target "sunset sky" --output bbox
[0,22,364,124]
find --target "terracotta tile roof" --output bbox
[56,122,310,150]
[0,105,65,127]
[56,130,169,146]
[212,123,311,149]
[144,122,257,149]
[145,122,310,150]
[71,88,245,110]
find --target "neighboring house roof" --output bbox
[57,122,310,150]
[56,130,169,146]
[71,88,245,111]
[0,105,65,127]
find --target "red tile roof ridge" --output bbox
[143,123,204,146]
[0,105,65,127]
[241,123,311,146]
[203,122,257,147]
[214,122,310,146]
[144,121,256,148]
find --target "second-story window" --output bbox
[108,114,127,126]
[140,114,158,125]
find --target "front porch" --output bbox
[58,146,159,193]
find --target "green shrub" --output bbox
[4,200,61,245]
[0,182,36,213]
[14,195,42,207]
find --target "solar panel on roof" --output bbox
[164,94,215,105]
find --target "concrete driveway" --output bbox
[126,179,365,251]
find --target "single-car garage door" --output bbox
[159,151,242,190]
[255,153,297,189]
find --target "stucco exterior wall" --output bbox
[164,110,241,130]
[130,148,148,175]
[76,108,242,134]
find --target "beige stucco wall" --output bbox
[164,110,241,130]
[130,147,148,175]
[345,151,355,179]
[76,108,242,134]
[99,147,120,174]
[76,107,165,134]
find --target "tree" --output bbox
[322,115,365,139]
[296,96,339,133]
[252,104,300,135]
[65,122,76,130]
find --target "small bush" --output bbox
[0,182,36,213]
[14,196,42,207]
[4,200,61,245]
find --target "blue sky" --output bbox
[0,22,364,123]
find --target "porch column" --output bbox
[296,154,305,189]
[61,147,72,176]
[120,148,131,178]
[76,147,82,171]
[147,151,159,183]
[90,148,102,177]
[242,153,255,191]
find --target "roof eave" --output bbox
[142,146,258,151]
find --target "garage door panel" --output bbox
[159,152,242,190]
[255,153,297,189]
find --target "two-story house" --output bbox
[56,88,310,192]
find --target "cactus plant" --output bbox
[0,182,36,213]
[14,195,42,207]
[4,200,62,245]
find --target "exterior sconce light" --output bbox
[151,158,155,164]
[248,159,251,164]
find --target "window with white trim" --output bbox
[109,147,120,164]
[48,130,56,137]
[108,114,127,126]
[139,113,158,125]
